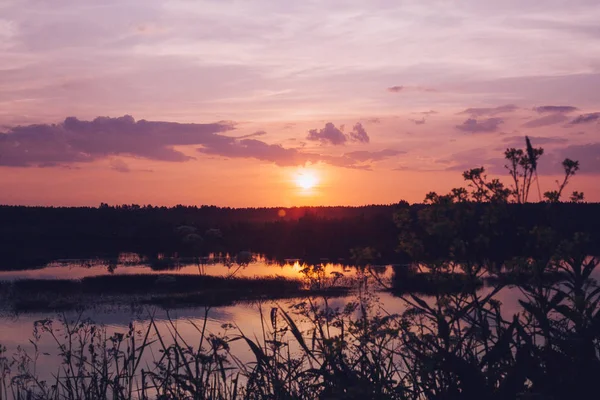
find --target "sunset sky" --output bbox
[1,0,599,207]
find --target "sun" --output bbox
[295,170,319,190]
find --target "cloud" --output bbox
[444,157,507,174]
[555,143,600,174]
[501,135,568,148]
[108,158,153,173]
[459,104,518,117]
[522,113,569,128]
[321,149,401,170]
[110,159,130,173]
[238,130,267,139]
[534,105,578,114]
[395,150,475,173]
[307,122,347,145]
[306,122,370,145]
[199,138,309,167]
[198,137,398,170]
[438,141,598,177]
[409,110,435,124]
[348,123,370,143]
[343,149,404,162]
[569,112,600,125]
[456,118,504,133]
[387,86,404,93]
[410,118,426,125]
[441,147,507,174]
[0,115,235,167]
[387,85,436,93]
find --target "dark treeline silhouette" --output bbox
[1,202,600,270]
[0,204,400,269]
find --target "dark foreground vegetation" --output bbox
[2,139,600,399]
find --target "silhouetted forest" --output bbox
[1,202,599,270]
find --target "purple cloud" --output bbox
[349,123,370,143]
[410,118,426,125]
[199,138,309,167]
[237,130,267,139]
[387,85,436,93]
[343,149,403,162]
[534,105,578,114]
[502,135,568,147]
[570,112,600,125]
[198,137,399,169]
[522,113,569,128]
[387,86,404,93]
[408,110,436,125]
[110,158,130,173]
[0,115,235,167]
[438,140,598,177]
[307,122,347,145]
[306,122,370,145]
[459,104,518,117]
[556,143,600,174]
[456,118,504,133]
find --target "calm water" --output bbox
[0,290,526,387]
[0,253,376,281]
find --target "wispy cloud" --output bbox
[459,104,518,118]
[343,149,404,162]
[198,137,399,170]
[198,139,309,167]
[237,130,267,139]
[109,159,130,173]
[456,118,504,133]
[534,105,578,113]
[522,114,570,128]
[409,117,426,125]
[556,143,600,174]
[502,135,568,147]
[387,85,436,93]
[570,112,600,125]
